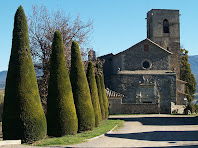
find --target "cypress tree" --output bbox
[47,31,78,136]
[95,75,105,119]
[2,6,47,143]
[180,49,196,113]
[70,41,95,132]
[86,62,102,127]
[180,49,196,102]
[100,74,109,119]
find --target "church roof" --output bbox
[146,38,172,54]
[113,38,172,57]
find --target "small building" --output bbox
[99,9,186,114]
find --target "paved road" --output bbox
[2,114,198,148]
[69,114,198,147]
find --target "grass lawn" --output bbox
[32,119,124,146]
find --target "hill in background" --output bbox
[0,71,7,89]
[189,55,198,82]
[188,55,198,99]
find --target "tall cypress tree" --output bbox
[100,74,109,119]
[180,49,196,102]
[95,75,105,119]
[47,31,78,136]
[2,6,47,143]
[70,41,95,132]
[86,62,102,127]
[96,63,109,119]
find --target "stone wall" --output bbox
[171,102,185,114]
[106,72,176,114]
[111,39,170,73]
[176,79,186,105]
[147,9,180,78]
[109,98,159,114]
[177,93,186,105]
[99,54,114,77]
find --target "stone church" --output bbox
[98,9,186,114]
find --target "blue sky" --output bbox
[0,0,198,71]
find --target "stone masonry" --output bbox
[99,9,186,114]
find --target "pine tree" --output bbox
[70,41,95,132]
[86,62,102,127]
[95,75,105,119]
[47,31,78,136]
[2,6,47,143]
[180,49,196,102]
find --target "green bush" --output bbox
[86,62,102,127]
[2,6,47,143]
[95,75,105,119]
[70,41,95,132]
[47,31,78,137]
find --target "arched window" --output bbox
[163,19,169,33]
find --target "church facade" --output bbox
[99,9,186,114]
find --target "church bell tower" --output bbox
[147,9,180,78]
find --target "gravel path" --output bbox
[2,114,198,148]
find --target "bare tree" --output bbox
[27,5,93,111]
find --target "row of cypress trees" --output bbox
[2,6,109,143]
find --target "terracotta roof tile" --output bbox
[106,88,124,98]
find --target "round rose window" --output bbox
[142,60,151,69]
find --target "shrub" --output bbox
[47,31,78,136]
[95,75,105,119]
[86,62,102,127]
[70,41,95,132]
[2,6,47,143]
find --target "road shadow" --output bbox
[160,145,198,148]
[109,116,198,126]
[65,145,198,148]
[139,145,198,148]
[105,130,198,141]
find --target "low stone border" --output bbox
[0,140,21,146]
[86,124,118,141]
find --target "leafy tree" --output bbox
[47,31,78,136]
[86,62,102,127]
[28,5,93,110]
[70,41,95,132]
[180,49,196,102]
[2,6,47,143]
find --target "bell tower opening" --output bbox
[163,19,169,33]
